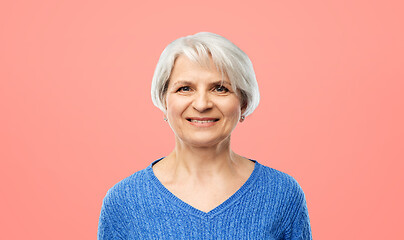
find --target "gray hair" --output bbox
[151,32,260,117]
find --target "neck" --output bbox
[165,136,242,178]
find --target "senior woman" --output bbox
[98,32,312,239]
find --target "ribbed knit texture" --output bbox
[98,158,312,239]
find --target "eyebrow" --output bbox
[171,80,232,87]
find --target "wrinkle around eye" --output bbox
[215,86,229,92]
[175,86,194,94]
[212,85,232,95]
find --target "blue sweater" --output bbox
[98,158,312,239]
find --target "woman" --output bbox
[98,32,312,239]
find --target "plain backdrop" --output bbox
[1,0,403,239]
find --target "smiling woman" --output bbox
[165,55,243,148]
[97,32,312,239]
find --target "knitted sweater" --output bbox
[98,158,312,239]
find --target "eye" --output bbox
[214,85,229,93]
[176,86,191,92]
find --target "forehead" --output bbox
[169,55,229,83]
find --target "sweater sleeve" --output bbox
[97,189,125,240]
[284,190,312,240]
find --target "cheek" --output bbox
[220,103,241,133]
[221,99,242,119]
[166,95,187,117]
[229,106,242,120]
[165,96,177,115]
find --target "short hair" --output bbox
[151,32,260,117]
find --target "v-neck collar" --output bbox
[146,157,261,219]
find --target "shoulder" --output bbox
[255,162,307,207]
[259,163,304,192]
[101,167,150,210]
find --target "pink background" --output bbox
[1,0,403,239]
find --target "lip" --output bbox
[186,117,220,127]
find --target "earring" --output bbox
[163,117,168,122]
[240,115,245,122]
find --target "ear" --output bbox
[240,101,247,115]
[162,94,168,113]
[238,90,248,115]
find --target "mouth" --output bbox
[186,118,220,123]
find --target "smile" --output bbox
[189,119,217,123]
[186,118,219,123]
[186,118,219,126]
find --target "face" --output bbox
[164,55,244,148]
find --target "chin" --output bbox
[182,135,230,148]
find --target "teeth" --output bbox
[190,119,216,123]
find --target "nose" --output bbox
[192,92,213,112]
